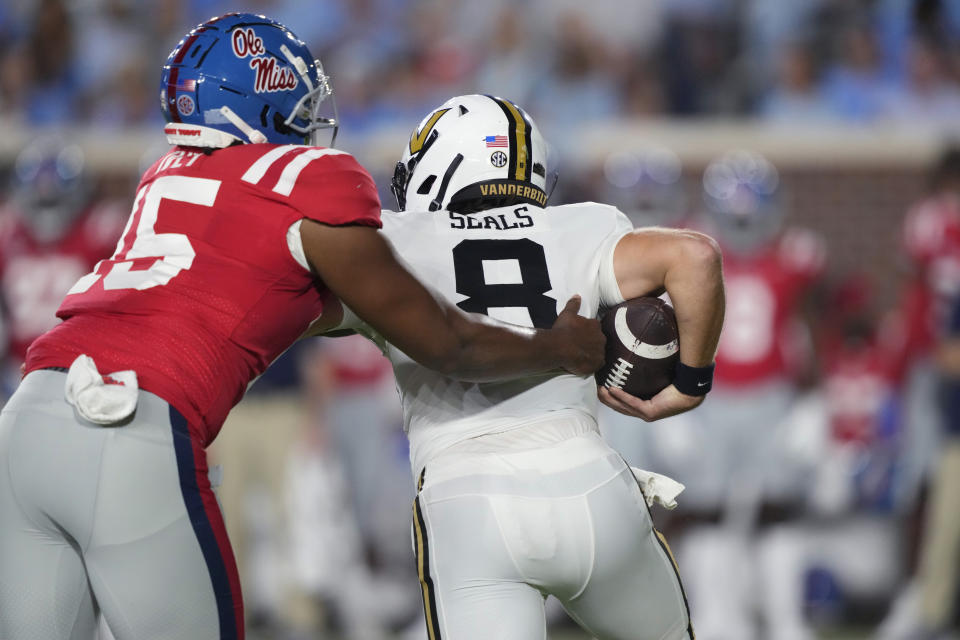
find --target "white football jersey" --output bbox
[346,202,632,474]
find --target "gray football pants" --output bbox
[412,433,694,640]
[0,370,243,640]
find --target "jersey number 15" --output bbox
[68,175,219,294]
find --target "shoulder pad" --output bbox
[240,146,382,228]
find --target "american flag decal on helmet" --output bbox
[484,135,508,148]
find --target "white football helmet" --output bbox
[391,94,550,213]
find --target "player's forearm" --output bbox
[435,309,569,382]
[303,222,602,380]
[378,294,603,382]
[663,234,725,366]
[343,285,582,382]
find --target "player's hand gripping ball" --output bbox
[595,297,680,399]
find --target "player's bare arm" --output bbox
[299,219,605,381]
[600,227,725,421]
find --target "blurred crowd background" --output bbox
[3,0,960,129]
[1,0,960,639]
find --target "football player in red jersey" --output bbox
[874,149,960,640]
[638,151,826,640]
[0,139,125,394]
[0,14,604,640]
[645,151,826,508]
[750,276,909,640]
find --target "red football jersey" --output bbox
[26,144,381,445]
[714,228,826,387]
[0,204,123,361]
[895,193,960,362]
[902,193,960,269]
[822,337,898,445]
[326,333,393,389]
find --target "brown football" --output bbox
[595,297,680,399]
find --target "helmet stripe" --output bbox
[485,96,516,179]
[174,34,200,64]
[166,67,181,123]
[486,96,530,182]
[500,99,532,182]
[166,34,200,124]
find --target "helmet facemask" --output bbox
[283,54,338,147]
[391,129,442,211]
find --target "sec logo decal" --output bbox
[177,94,195,116]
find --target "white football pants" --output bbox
[411,430,693,640]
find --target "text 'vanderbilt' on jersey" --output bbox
[323,94,725,640]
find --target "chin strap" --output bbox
[219,106,268,144]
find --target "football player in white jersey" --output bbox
[306,94,725,640]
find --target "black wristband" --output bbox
[673,361,715,396]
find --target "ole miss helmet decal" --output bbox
[230,26,298,94]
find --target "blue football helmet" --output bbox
[702,150,784,254]
[12,138,89,244]
[160,13,337,148]
[601,147,686,227]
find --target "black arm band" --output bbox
[673,361,715,396]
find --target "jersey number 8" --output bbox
[452,238,557,329]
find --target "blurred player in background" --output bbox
[309,94,725,640]
[206,342,322,635]
[598,146,688,230]
[640,151,826,640]
[889,148,960,507]
[318,335,408,562]
[892,148,960,498]
[0,15,605,640]
[909,289,960,639]
[286,337,418,638]
[0,138,123,395]
[876,148,960,640]
[750,275,910,640]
